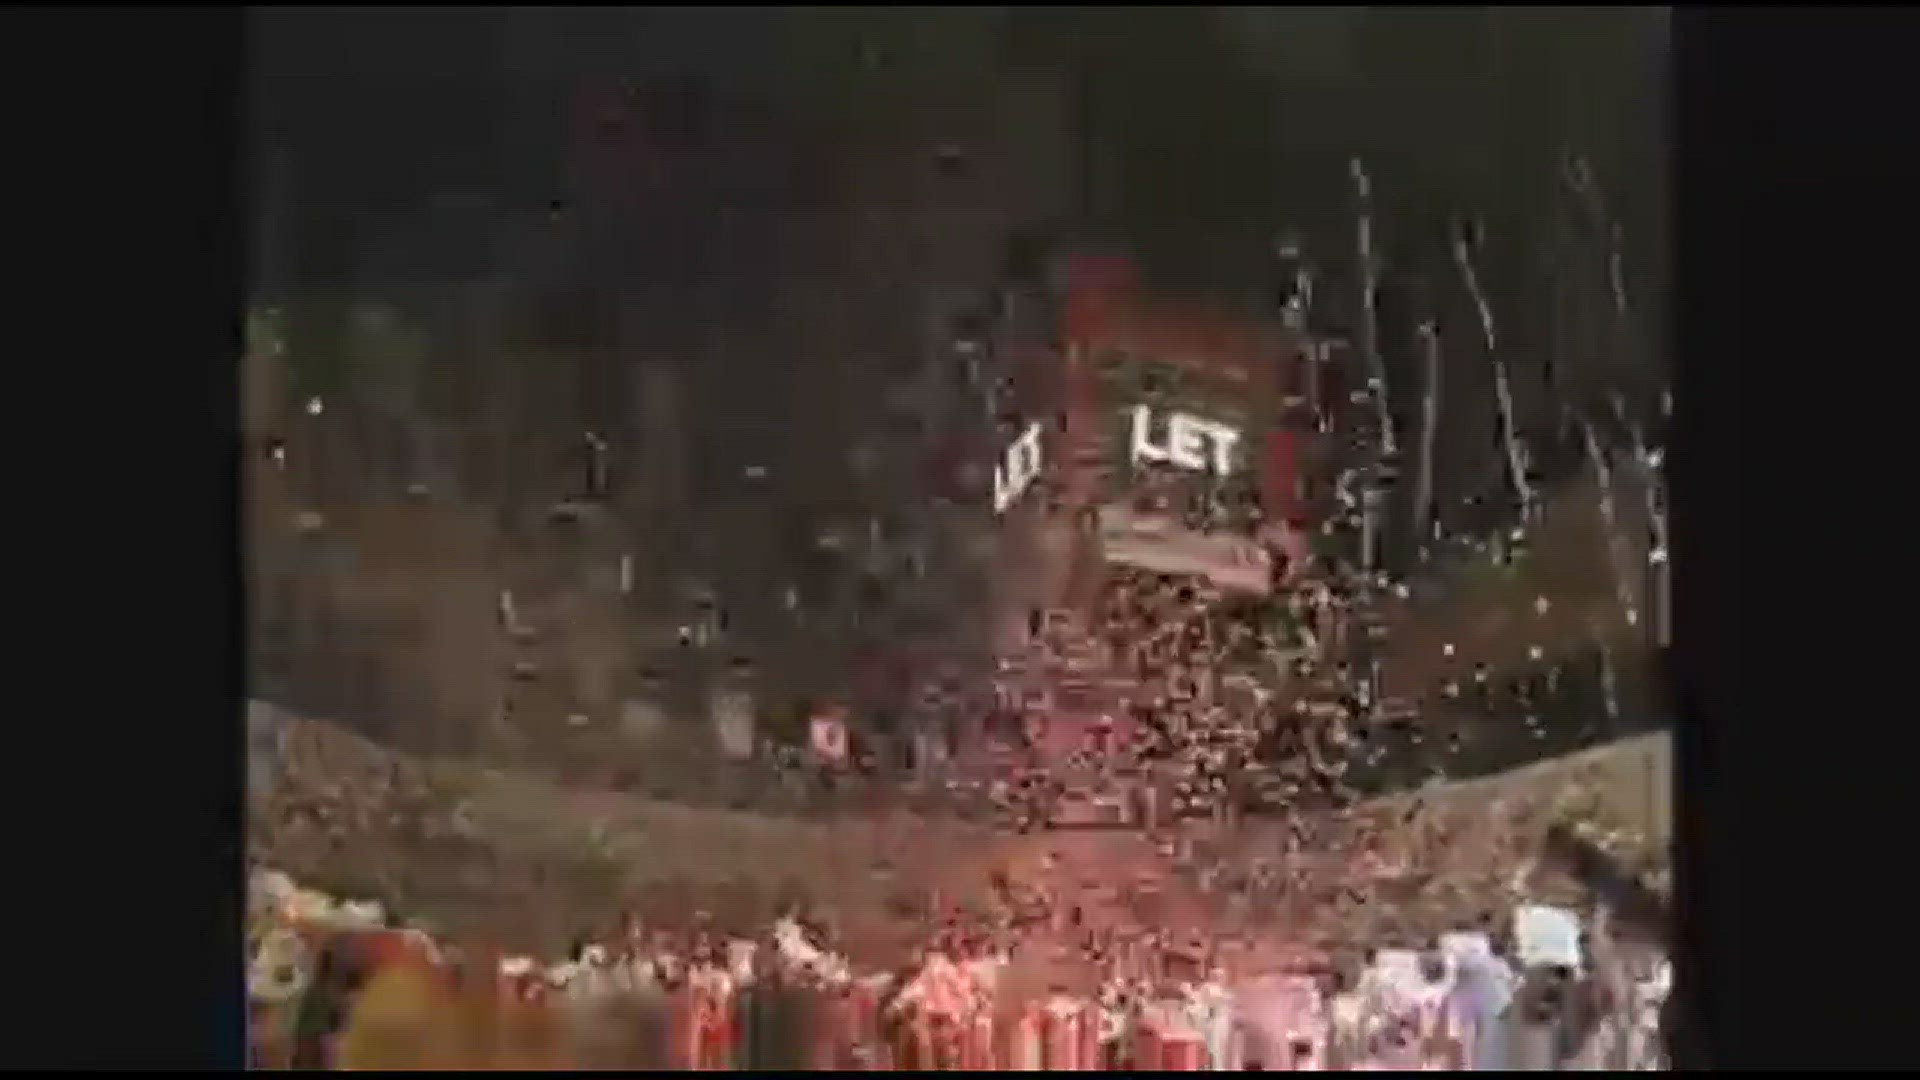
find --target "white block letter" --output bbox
[1131,405,1171,467]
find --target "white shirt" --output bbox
[1407,981,1452,1040]
[1332,991,1368,1043]
[1454,951,1517,1024]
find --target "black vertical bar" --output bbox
[253,147,294,301]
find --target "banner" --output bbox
[1440,931,1494,966]
[1513,904,1584,972]
[1097,506,1271,594]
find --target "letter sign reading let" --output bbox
[993,420,1045,514]
[1130,406,1242,475]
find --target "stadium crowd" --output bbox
[249,431,1672,1069]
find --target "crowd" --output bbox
[248,563,1672,1069]
[248,860,1668,1070]
[247,551,1673,1070]
[249,707,486,892]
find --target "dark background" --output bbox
[239,7,1671,772]
[247,7,1667,420]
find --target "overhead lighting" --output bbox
[1442,643,1455,658]
[1527,645,1544,661]
[305,396,324,417]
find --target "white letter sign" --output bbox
[992,420,1045,514]
[1131,405,1171,467]
[1130,406,1242,475]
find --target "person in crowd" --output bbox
[290,939,363,1070]
[1505,962,1569,1071]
